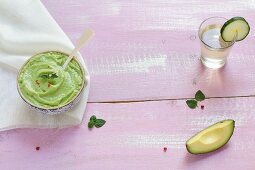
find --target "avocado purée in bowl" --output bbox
[17,51,85,114]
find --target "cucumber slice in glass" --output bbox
[220,17,250,42]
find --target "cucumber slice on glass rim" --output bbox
[220,17,250,42]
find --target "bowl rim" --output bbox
[17,50,86,110]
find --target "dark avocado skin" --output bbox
[220,17,250,42]
[186,120,235,155]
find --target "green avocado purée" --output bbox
[18,51,84,108]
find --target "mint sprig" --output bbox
[186,90,205,109]
[40,73,58,79]
[88,115,106,128]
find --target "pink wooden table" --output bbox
[1,0,255,169]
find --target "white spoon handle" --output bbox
[62,28,94,69]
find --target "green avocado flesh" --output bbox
[18,51,84,109]
[186,119,235,154]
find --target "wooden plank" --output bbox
[41,0,255,102]
[0,97,254,169]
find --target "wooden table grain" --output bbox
[1,0,255,169]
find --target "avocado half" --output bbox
[186,119,235,154]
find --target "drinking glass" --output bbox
[198,17,237,69]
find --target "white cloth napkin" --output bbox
[0,0,90,131]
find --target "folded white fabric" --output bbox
[0,0,90,131]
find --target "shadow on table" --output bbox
[193,63,228,90]
[183,143,230,165]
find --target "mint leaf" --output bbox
[186,100,197,109]
[50,73,58,79]
[195,90,205,101]
[88,121,94,128]
[90,115,97,122]
[40,74,49,79]
[95,119,106,128]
